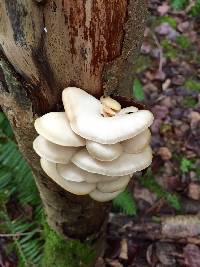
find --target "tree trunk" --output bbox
[0,0,147,265]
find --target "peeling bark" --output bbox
[0,0,147,263]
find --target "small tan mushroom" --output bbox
[33,135,78,164]
[97,175,130,193]
[40,158,96,195]
[89,189,124,202]
[71,146,152,176]
[86,140,123,161]
[100,96,121,111]
[62,87,154,144]
[122,129,151,154]
[100,105,116,117]
[34,112,85,146]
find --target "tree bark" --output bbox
[0,0,147,264]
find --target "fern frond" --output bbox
[112,189,137,216]
[0,112,44,266]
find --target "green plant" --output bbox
[157,16,177,28]
[112,189,137,216]
[0,112,43,266]
[134,55,152,74]
[139,168,181,211]
[161,40,178,59]
[182,96,198,108]
[133,79,145,101]
[180,157,194,173]
[170,0,188,10]
[189,0,200,16]
[176,35,190,49]
[184,79,200,92]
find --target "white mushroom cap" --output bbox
[33,135,78,164]
[34,112,85,147]
[40,158,96,195]
[89,189,124,202]
[57,162,122,183]
[71,146,152,176]
[62,87,154,144]
[122,129,151,154]
[57,162,102,183]
[97,175,130,193]
[86,140,123,161]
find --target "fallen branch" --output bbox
[109,213,200,244]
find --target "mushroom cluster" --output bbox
[33,87,154,202]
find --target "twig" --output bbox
[151,31,164,73]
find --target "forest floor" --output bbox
[97,1,200,267]
[0,0,200,267]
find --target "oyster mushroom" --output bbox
[33,135,77,164]
[57,162,101,183]
[57,162,125,183]
[122,129,151,154]
[97,175,130,193]
[62,87,154,144]
[89,189,124,202]
[86,140,123,161]
[34,112,85,146]
[40,158,96,195]
[71,146,152,176]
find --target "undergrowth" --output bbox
[0,112,43,266]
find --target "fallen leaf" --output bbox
[158,3,170,16]
[183,244,200,267]
[157,147,172,161]
[188,182,200,200]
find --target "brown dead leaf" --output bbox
[188,182,200,200]
[157,3,170,16]
[157,147,172,161]
[183,244,200,267]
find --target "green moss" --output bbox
[176,35,190,49]
[184,79,200,92]
[134,55,152,74]
[42,225,96,267]
[161,40,178,59]
[182,96,198,108]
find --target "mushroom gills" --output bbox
[33,135,78,164]
[40,158,96,195]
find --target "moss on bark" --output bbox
[42,224,96,267]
